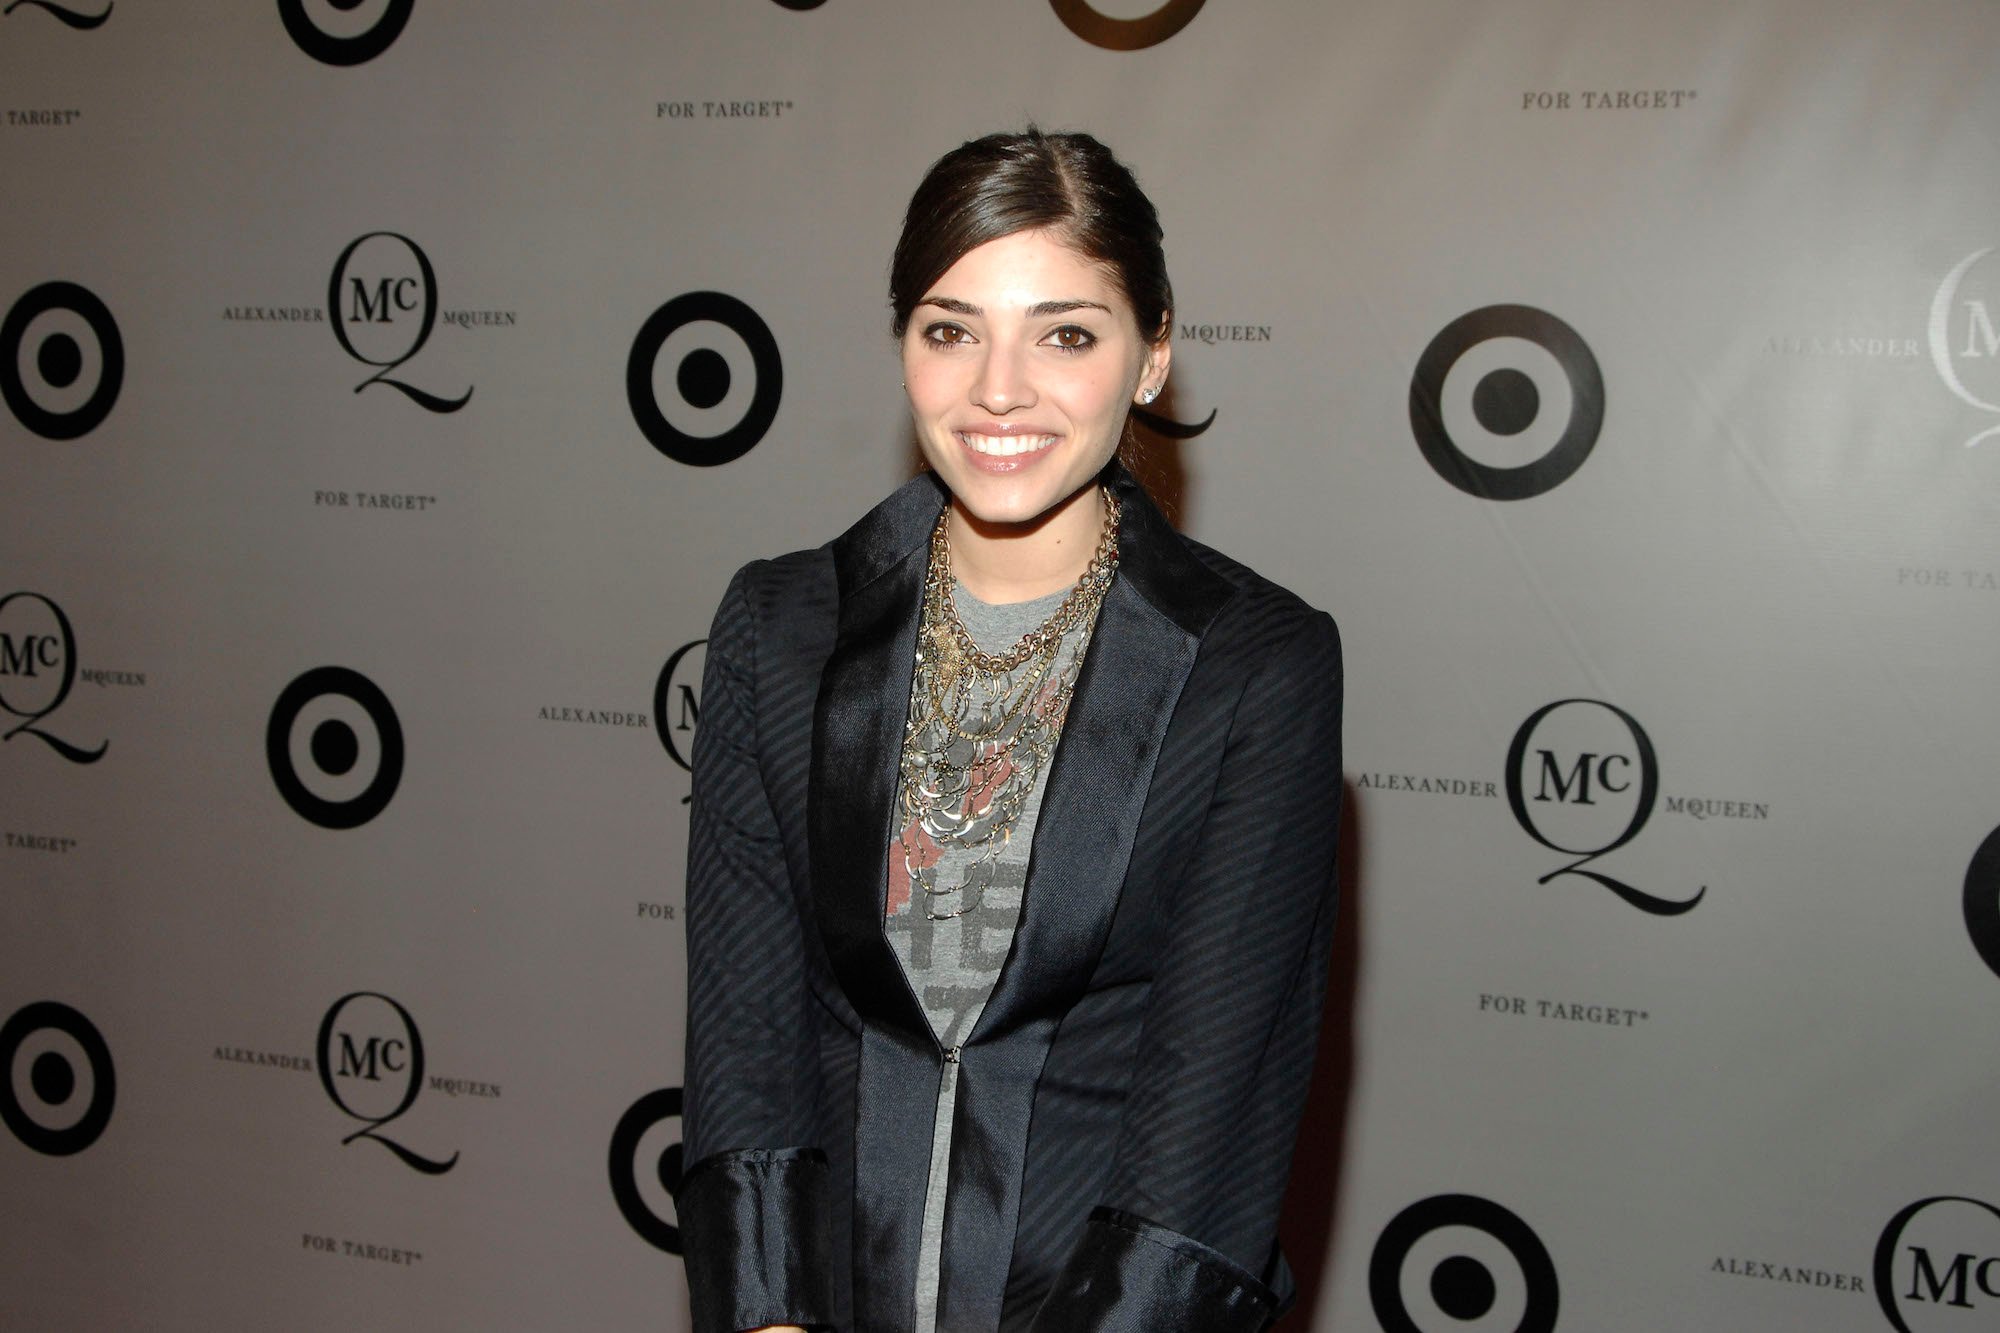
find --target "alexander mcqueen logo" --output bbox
[627,293,782,466]
[0,1001,115,1155]
[315,992,457,1174]
[1929,248,2000,449]
[1965,823,2000,981]
[1369,1194,1559,1333]
[1050,0,1206,49]
[327,232,470,413]
[2,282,123,440]
[266,666,404,828]
[1875,1196,2000,1330]
[3,0,111,29]
[608,1088,686,1253]
[655,639,705,797]
[0,592,107,763]
[1410,305,1604,499]
[1505,699,1706,915]
[279,0,413,66]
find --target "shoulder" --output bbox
[715,469,944,630]
[1177,533,1342,669]
[721,547,831,620]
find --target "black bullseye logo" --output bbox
[2,282,123,440]
[316,991,458,1173]
[1506,698,1704,915]
[1410,305,1604,500]
[1370,1195,1558,1333]
[327,231,470,413]
[1050,0,1206,49]
[279,0,413,66]
[608,1087,685,1253]
[267,666,404,829]
[1875,1195,2000,1330]
[654,639,705,791]
[0,591,107,763]
[1966,824,2000,981]
[627,292,782,466]
[1,1001,115,1156]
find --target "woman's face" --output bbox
[901,228,1168,530]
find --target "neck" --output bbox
[947,482,1106,604]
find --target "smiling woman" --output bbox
[678,128,1344,1333]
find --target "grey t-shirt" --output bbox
[884,580,1092,1333]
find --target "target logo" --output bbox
[1966,824,2000,981]
[1370,1195,1558,1333]
[0,591,107,764]
[1875,1196,2000,1330]
[266,666,404,829]
[2,282,124,440]
[315,991,458,1174]
[1050,0,1206,49]
[627,292,782,467]
[608,1087,686,1253]
[1930,248,2000,449]
[654,639,705,790]
[1410,305,1604,500]
[1505,698,1704,916]
[279,0,413,66]
[1,1002,115,1156]
[326,231,471,413]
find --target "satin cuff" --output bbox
[1028,1207,1283,1332]
[679,1146,834,1333]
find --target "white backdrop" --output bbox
[3,2,1998,1330]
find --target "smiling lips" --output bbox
[956,430,1058,459]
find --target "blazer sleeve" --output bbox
[1030,610,1344,1332]
[679,565,835,1333]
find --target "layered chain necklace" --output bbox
[895,490,1121,920]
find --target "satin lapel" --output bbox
[808,471,947,1331]
[808,472,943,1037]
[938,467,1236,1329]
[972,463,1234,1040]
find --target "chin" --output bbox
[926,442,1110,529]
[937,467,1097,530]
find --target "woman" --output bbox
[680,128,1341,1333]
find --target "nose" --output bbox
[970,340,1035,414]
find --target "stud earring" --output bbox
[1139,386,1159,405]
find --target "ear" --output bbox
[1137,324,1172,403]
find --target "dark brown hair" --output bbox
[889,128,1172,345]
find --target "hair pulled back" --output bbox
[890,128,1172,345]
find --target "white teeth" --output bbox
[959,432,1056,457]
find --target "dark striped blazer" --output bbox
[680,462,1342,1332]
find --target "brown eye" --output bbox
[1046,325,1096,351]
[925,322,971,347]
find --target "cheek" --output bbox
[1057,366,1134,429]
[901,349,956,413]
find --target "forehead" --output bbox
[926,229,1127,311]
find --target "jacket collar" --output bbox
[807,459,1233,1042]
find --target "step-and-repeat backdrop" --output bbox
[4,2,1997,1329]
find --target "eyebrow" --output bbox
[918,296,1113,318]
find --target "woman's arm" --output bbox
[680,566,835,1333]
[1032,610,1344,1332]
